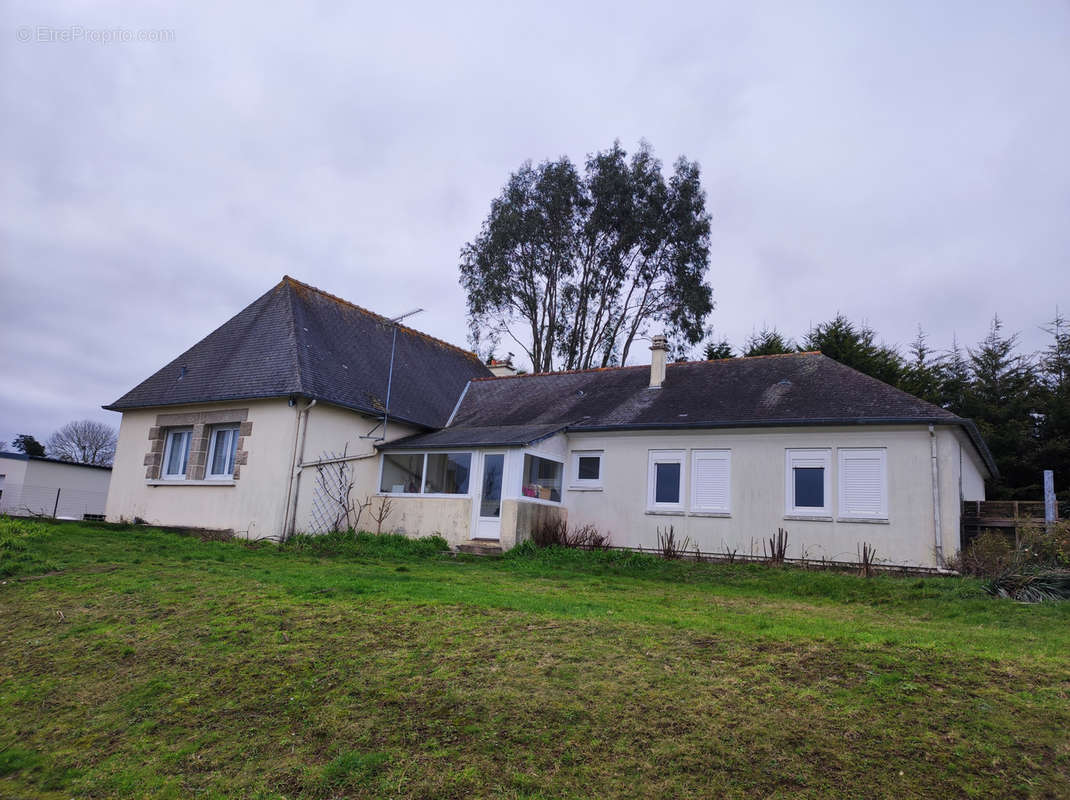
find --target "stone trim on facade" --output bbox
[145,409,251,481]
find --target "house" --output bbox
[104,277,994,567]
[0,452,112,519]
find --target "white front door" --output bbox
[474,452,505,540]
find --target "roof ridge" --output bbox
[279,279,306,395]
[280,275,482,363]
[471,350,824,381]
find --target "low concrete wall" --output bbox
[502,499,568,549]
[379,495,472,547]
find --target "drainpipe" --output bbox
[282,398,316,540]
[929,425,944,565]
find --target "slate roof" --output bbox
[387,352,997,475]
[105,277,491,429]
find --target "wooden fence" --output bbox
[961,500,1067,547]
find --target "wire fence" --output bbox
[0,483,108,520]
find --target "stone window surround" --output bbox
[145,409,252,481]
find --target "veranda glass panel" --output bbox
[380,453,424,493]
[522,455,562,502]
[423,453,471,494]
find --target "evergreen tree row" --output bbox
[704,314,1070,500]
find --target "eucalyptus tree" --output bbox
[460,141,713,372]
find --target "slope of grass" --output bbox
[0,519,1067,798]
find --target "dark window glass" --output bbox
[654,462,681,504]
[794,467,824,508]
[577,456,600,480]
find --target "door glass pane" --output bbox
[424,453,471,494]
[577,456,600,480]
[380,453,424,493]
[794,467,824,508]
[480,454,504,518]
[654,462,681,504]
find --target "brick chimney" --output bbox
[488,357,519,378]
[649,334,668,388]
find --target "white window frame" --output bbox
[690,449,731,515]
[205,424,240,480]
[785,448,832,517]
[837,447,889,521]
[647,449,685,512]
[161,427,193,480]
[377,451,474,497]
[569,450,603,490]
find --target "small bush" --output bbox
[281,530,449,559]
[951,530,1015,577]
[1017,521,1070,568]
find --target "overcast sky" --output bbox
[2,1,1069,448]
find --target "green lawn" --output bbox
[1,519,1067,799]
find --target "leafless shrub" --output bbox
[531,518,569,547]
[369,495,394,534]
[530,519,611,549]
[569,524,612,550]
[857,542,878,578]
[657,525,692,560]
[764,527,788,567]
[312,446,371,533]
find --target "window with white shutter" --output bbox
[690,450,731,514]
[837,448,888,520]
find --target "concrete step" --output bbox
[455,541,503,556]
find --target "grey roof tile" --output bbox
[400,352,995,474]
[105,277,491,428]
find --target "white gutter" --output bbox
[929,424,944,565]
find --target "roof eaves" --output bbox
[102,392,436,430]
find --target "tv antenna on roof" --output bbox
[363,308,424,442]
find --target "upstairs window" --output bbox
[838,448,888,520]
[162,428,192,480]
[206,424,240,479]
[569,450,603,489]
[522,454,562,502]
[647,450,684,511]
[785,449,831,516]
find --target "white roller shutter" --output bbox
[838,448,887,519]
[690,450,731,513]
